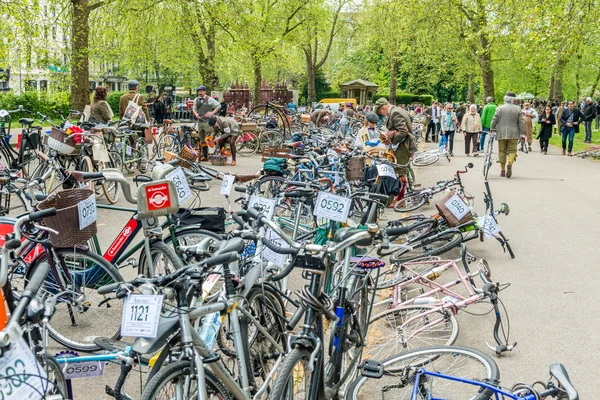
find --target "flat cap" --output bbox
[128,80,140,89]
[374,97,389,113]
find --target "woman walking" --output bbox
[461,104,482,156]
[537,105,555,155]
[440,103,458,156]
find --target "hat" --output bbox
[374,97,389,114]
[208,116,218,126]
[505,91,516,97]
[197,85,207,92]
[128,80,140,89]
[365,112,379,124]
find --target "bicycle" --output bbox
[0,105,43,178]
[519,133,529,153]
[111,128,151,174]
[482,130,496,180]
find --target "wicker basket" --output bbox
[240,122,258,132]
[345,156,365,181]
[37,188,98,248]
[46,127,79,155]
[300,114,311,123]
[435,191,473,227]
[178,145,198,169]
[209,155,227,166]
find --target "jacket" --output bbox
[461,112,482,133]
[455,105,467,124]
[582,102,596,122]
[215,117,240,137]
[440,111,457,132]
[481,102,497,128]
[423,106,433,124]
[119,91,150,121]
[386,105,417,176]
[537,112,555,140]
[559,108,584,133]
[154,99,167,123]
[89,100,113,123]
[490,103,524,140]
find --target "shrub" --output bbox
[0,91,71,120]
[107,91,126,116]
[373,91,433,106]
[316,91,341,101]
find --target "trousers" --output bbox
[498,139,518,170]
[464,132,478,154]
[561,127,575,152]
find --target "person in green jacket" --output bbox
[480,96,497,151]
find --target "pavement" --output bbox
[61,134,598,398]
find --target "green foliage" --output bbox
[107,91,126,116]
[372,92,432,106]
[316,92,342,101]
[300,70,332,100]
[0,91,70,119]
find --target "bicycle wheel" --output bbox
[100,152,120,204]
[157,134,181,156]
[346,346,499,400]
[390,230,463,264]
[28,248,124,352]
[164,227,222,264]
[260,130,284,150]
[375,256,442,290]
[0,184,30,217]
[40,353,69,398]
[254,175,285,199]
[236,132,259,156]
[138,240,185,277]
[79,155,104,198]
[393,193,427,213]
[267,347,315,400]
[411,152,439,167]
[141,360,233,400]
[377,219,437,257]
[136,139,150,173]
[365,305,459,361]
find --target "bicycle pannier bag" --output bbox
[172,207,226,233]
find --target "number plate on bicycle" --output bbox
[248,196,276,219]
[314,192,351,223]
[476,213,500,238]
[376,163,397,178]
[219,175,235,195]
[77,194,97,230]
[444,193,469,219]
[0,339,46,399]
[63,360,105,379]
[166,167,192,204]
[121,295,164,338]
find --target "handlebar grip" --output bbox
[383,225,411,237]
[5,239,21,250]
[456,170,467,174]
[27,208,57,222]
[133,175,152,183]
[234,186,247,193]
[262,237,298,255]
[204,251,239,268]
[284,191,305,198]
[246,207,263,221]
[81,172,105,180]
[98,282,122,295]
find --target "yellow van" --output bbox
[316,98,358,111]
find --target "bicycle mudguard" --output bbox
[131,312,179,355]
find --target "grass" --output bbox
[548,128,600,153]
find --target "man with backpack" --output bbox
[119,80,150,122]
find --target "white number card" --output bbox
[444,193,469,220]
[126,145,132,156]
[376,164,397,178]
[314,192,352,223]
[220,175,236,195]
[166,167,192,204]
[78,194,97,230]
[121,295,164,338]
[0,339,46,399]
[262,229,290,266]
[62,361,105,380]
[477,213,500,238]
[248,196,276,219]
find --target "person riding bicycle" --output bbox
[209,116,240,166]
[193,85,221,161]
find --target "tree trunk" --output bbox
[467,74,475,103]
[478,33,495,100]
[575,50,582,102]
[389,57,398,105]
[70,0,91,111]
[548,73,555,101]
[306,51,316,104]
[552,55,565,102]
[252,58,262,106]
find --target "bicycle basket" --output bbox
[178,145,198,168]
[37,188,97,247]
[345,156,365,181]
[46,127,79,155]
[435,191,473,227]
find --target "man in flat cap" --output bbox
[491,91,524,178]
[193,85,221,161]
[119,80,150,122]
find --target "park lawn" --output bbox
[548,128,600,153]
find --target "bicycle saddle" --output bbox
[334,228,373,247]
[213,237,245,256]
[18,118,34,126]
[549,363,578,400]
[130,123,150,130]
[180,124,195,131]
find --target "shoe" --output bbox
[528,145,532,151]
[200,157,209,162]
[506,164,512,178]
[425,139,431,143]
[568,152,573,156]
[473,153,479,157]
[450,153,454,157]
[231,161,236,166]
[562,149,566,155]
[500,170,505,177]
[543,151,547,155]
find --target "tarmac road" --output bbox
[60,133,597,398]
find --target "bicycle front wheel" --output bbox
[138,240,185,277]
[411,152,439,167]
[393,193,427,213]
[390,230,463,264]
[157,134,181,155]
[236,132,259,156]
[267,347,315,400]
[346,346,499,400]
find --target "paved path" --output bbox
[65,135,597,398]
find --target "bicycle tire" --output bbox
[79,155,104,198]
[100,153,120,204]
[496,231,515,258]
[163,227,222,264]
[267,347,315,400]
[0,183,30,217]
[28,248,124,352]
[390,230,463,264]
[411,152,439,167]
[138,240,185,277]
[141,360,233,400]
[41,353,69,398]
[260,130,284,150]
[376,218,437,257]
[236,132,259,156]
[157,134,181,156]
[393,193,427,213]
[365,305,459,361]
[345,346,499,400]
[254,175,285,199]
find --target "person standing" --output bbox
[491,91,524,178]
[582,97,596,143]
[480,97,497,152]
[521,102,536,151]
[153,93,167,124]
[595,99,600,130]
[461,104,482,156]
[440,103,458,156]
[455,102,467,130]
[164,94,173,120]
[424,103,433,142]
[193,85,221,161]
[89,86,113,124]
[310,109,330,127]
[559,100,584,156]
[537,105,555,155]
[555,101,566,136]
[209,116,240,166]
[119,80,150,122]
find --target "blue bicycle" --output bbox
[346,346,578,400]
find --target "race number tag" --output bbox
[126,145,132,156]
[62,361,105,379]
[220,175,235,195]
[477,214,500,238]
[262,229,290,265]
[444,194,469,220]
[77,194,97,230]
[248,196,276,219]
[314,192,351,223]
[0,339,47,399]
[121,295,164,338]
[376,164,397,178]
[166,167,192,204]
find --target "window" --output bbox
[26,80,37,90]
[354,90,360,98]
[368,92,373,99]
[52,26,56,40]
[40,80,48,91]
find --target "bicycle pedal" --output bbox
[360,359,384,379]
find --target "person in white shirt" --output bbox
[521,102,536,152]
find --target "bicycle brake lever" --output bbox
[32,224,59,236]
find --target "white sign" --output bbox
[0,339,47,399]
[262,229,290,265]
[248,196,276,219]
[477,213,500,238]
[78,194,97,230]
[166,167,192,204]
[126,145,132,156]
[444,193,469,220]
[376,164,397,179]
[314,192,352,223]
[62,361,105,379]
[220,175,235,195]
[121,295,164,338]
